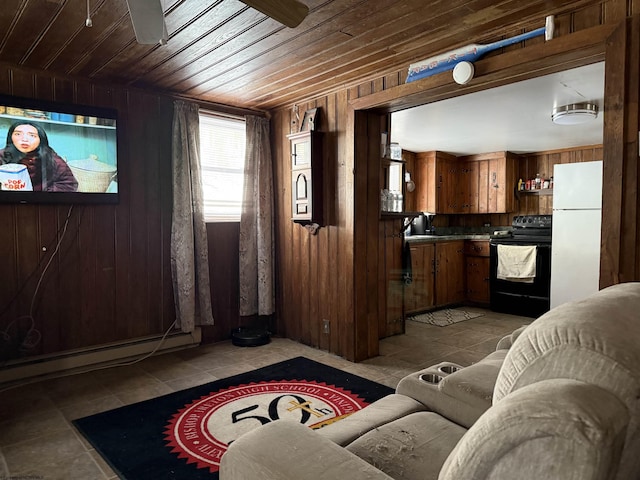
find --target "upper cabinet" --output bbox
[413,151,519,214]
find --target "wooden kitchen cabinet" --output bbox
[465,240,490,305]
[460,160,479,214]
[405,242,435,314]
[414,151,519,214]
[414,151,458,213]
[468,152,519,214]
[435,241,466,306]
[405,240,465,314]
[382,221,405,338]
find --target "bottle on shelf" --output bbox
[518,178,524,191]
[380,189,389,212]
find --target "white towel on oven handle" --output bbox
[497,244,537,283]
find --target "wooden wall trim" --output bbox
[601,15,640,286]
[349,23,613,113]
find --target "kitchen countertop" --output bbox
[405,233,491,243]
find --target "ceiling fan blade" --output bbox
[125,0,168,44]
[241,0,309,28]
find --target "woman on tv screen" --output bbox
[0,121,78,192]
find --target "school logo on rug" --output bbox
[165,380,368,472]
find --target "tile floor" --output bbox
[0,308,531,479]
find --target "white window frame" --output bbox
[199,111,246,222]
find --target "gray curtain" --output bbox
[239,115,275,316]
[171,100,214,332]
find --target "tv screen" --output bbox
[0,95,118,204]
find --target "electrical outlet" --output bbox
[322,319,330,334]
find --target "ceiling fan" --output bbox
[124,0,310,45]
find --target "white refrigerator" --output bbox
[550,160,603,309]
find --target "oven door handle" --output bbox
[490,242,551,248]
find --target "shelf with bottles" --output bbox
[518,188,553,196]
[516,175,553,196]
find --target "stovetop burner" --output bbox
[512,214,552,230]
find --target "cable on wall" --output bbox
[1,205,76,363]
[0,206,84,319]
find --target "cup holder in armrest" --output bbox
[437,364,463,375]
[419,373,444,384]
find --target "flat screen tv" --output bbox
[0,95,118,205]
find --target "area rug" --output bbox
[408,308,484,327]
[73,356,393,480]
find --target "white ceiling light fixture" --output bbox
[453,61,474,85]
[551,102,598,125]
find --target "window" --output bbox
[199,111,246,222]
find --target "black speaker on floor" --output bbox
[230,326,271,347]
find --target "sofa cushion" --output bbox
[346,411,466,480]
[440,379,629,480]
[494,282,640,480]
[396,350,507,428]
[316,393,427,446]
[219,420,394,480]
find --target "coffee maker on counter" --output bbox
[410,212,436,235]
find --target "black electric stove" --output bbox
[489,215,552,318]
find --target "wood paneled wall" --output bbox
[271,93,356,359]
[271,0,639,362]
[0,68,248,364]
[202,222,243,343]
[0,67,177,362]
[518,145,603,216]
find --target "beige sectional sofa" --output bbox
[220,282,640,480]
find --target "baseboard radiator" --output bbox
[0,328,201,386]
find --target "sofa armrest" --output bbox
[396,350,507,428]
[495,324,529,350]
[439,379,629,480]
[220,420,394,480]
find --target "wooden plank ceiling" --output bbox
[0,0,601,111]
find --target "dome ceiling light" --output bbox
[551,102,598,125]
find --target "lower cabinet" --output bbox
[465,240,490,305]
[405,240,465,314]
[405,243,435,314]
[435,241,466,306]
